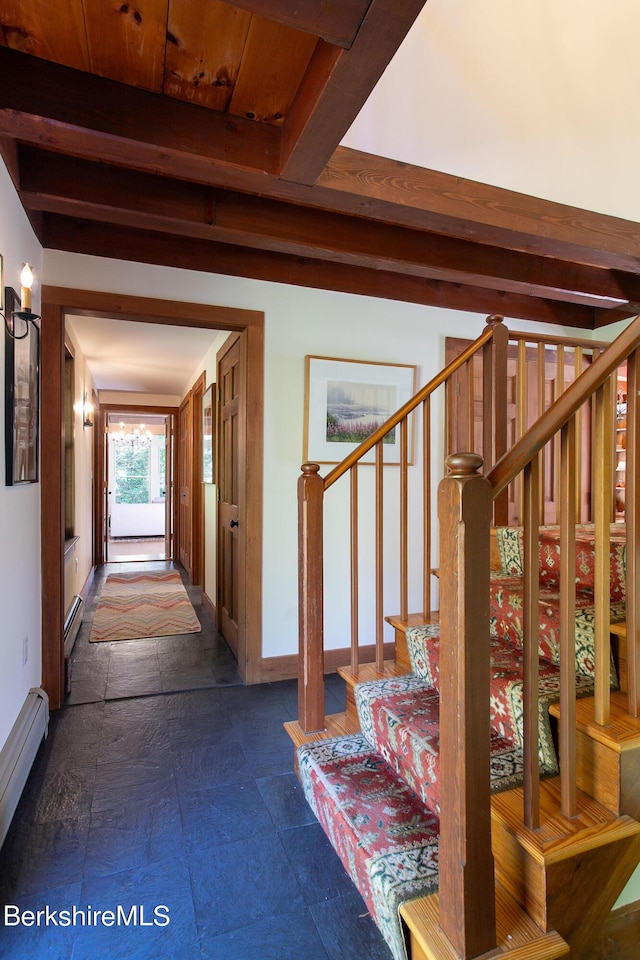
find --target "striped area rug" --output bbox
[90,570,201,642]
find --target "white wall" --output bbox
[344,0,640,222]
[0,162,44,750]
[63,318,97,613]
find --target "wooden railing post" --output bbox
[298,462,326,733]
[438,452,496,958]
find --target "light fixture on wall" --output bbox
[2,264,41,340]
[82,392,94,429]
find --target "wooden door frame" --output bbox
[98,403,178,564]
[41,286,264,708]
[190,372,206,587]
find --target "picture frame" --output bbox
[202,383,215,483]
[4,286,40,485]
[304,355,417,465]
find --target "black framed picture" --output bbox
[4,286,40,485]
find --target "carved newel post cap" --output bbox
[486,314,504,326]
[445,452,484,477]
[301,462,321,476]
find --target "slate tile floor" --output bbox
[0,561,393,959]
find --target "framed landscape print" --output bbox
[4,286,40,485]
[304,355,417,465]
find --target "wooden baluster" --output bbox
[423,396,431,619]
[523,455,541,830]
[298,463,326,733]
[438,453,496,959]
[626,349,640,717]
[400,418,409,621]
[560,416,577,817]
[594,378,613,726]
[466,357,474,451]
[574,347,584,522]
[517,339,527,524]
[350,464,359,674]
[554,346,565,523]
[375,441,384,672]
[484,315,508,524]
[538,342,546,521]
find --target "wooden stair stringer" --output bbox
[400,883,569,960]
[491,777,640,960]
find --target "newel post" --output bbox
[438,453,496,958]
[298,463,326,733]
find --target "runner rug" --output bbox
[89,570,201,642]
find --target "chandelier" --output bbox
[111,422,153,448]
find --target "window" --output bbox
[114,444,150,504]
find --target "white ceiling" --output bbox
[66,314,223,396]
[345,0,640,222]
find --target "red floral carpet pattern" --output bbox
[299,524,626,960]
[298,734,439,960]
[90,570,201,642]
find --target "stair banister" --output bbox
[298,318,507,735]
[438,452,497,958]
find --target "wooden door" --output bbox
[217,335,242,661]
[164,415,174,560]
[178,393,193,577]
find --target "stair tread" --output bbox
[284,712,358,750]
[491,776,640,862]
[400,884,570,959]
[337,660,408,686]
[549,692,640,752]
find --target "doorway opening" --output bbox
[106,412,171,562]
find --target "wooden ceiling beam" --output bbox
[17,147,639,310]
[279,0,428,184]
[0,46,280,175]
[3,48,640,289]
[41,214,597,328]
[223,0,373,48]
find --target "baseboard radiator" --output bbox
[0,688,49,847]
[64,595,83,657]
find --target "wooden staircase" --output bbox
[288,315,640,960]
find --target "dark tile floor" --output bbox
[0,561,393,959]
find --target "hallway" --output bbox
[0,562,392,959]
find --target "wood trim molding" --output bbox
[202,589,216,625]
[254,642,396,683]
[40,287,265,707]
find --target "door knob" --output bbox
[230,519,239,528]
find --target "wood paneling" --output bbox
[228,15,317,125]
[0,0,89,70]
[164,0,251,110]
[83,0,168,91]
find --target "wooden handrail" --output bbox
[488,316,640,498]
[323,320,499,491]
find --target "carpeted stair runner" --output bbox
[298,733,440,960]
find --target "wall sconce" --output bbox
[82,392,94,429]
[2,263,41,340]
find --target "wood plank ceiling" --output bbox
[1,0,640,328]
